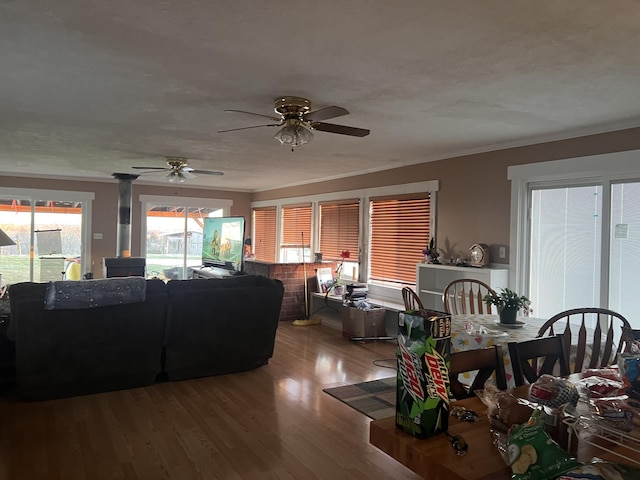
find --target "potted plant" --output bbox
[422,237,440,264]
[483,288,531,324]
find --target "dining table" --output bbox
[450,314,547,388]
[449,314,601,389]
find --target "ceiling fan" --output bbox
[218,96,370,148]
[131,157,223,183]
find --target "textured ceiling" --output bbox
[2,1,640,191]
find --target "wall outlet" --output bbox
[499,246,506,259]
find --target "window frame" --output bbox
[280,203,312,262]
[251,180,438,300]
[139,195,233,277]
[368,194,431,286]
[0,187,94,281]
[508,149,640,304]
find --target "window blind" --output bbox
[253,207,277,262]
[281,204,312,247]
[369,196,430,285]
[319,200,359,260]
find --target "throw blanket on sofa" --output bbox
[44,277,147,310]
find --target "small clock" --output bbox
[469,243,490,267]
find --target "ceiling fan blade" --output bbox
[303,106,349,122]
[190,169,224,176]
[311,122,370,137]
[131,166,169,171]
[218,123,282,133]
[224,109,281,122]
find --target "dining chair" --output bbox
[536,307,631,373]
[402,287,424,311]
[508,335,570,386]
[449,345,507,399]
[442,279,496,315]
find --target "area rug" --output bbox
[323,377,396,420]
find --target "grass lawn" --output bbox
[0,254,202,285]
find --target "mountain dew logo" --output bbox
[425,350,449,403]
[398,342,425,403]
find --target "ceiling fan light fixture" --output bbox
[273,119,314,147]
[166,171,187,183]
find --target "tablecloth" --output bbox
[450,314,546,388]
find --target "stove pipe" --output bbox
[112,173,139,257]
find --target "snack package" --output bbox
[583,368,621,381]
[579,376,626,399]
[507,408,581,480]
[396,311,451,438]
[529,374,579,410]
[591,396,637,432]
[557,458,640,479]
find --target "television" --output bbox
[201,216,246,274]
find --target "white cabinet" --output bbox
[416,263,508,311]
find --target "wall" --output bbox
[0,176,252,278]
[253,127,640,263]
[3,127,640,275]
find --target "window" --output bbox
[0,188,93,284]
[253,207,277,262]
[509,150,640,327]
[608,181,640,320]
[319,200,360,279]
[140,195,232,280]
[250,180,438,302]
[529,185,602,318]
[281,204,311,262]
[369,195,430,285]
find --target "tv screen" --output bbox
[201,216,246,274]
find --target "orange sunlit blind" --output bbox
[319,201,359,260]
[369,195,430,285]
[281,204,312,247]
[253,207,277,262]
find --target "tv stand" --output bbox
[190,265,242,279]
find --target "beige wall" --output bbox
[254,127,640,263]
[3,126,640,275]
[0,177,252,278]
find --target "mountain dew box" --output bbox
[396,311,451,438]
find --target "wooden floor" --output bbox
[0,323,421,480]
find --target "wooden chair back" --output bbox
[508,335,570,386]
[402,287,424,311]
[449,345,507,399]
[443,279,496,315]
[536,307,631,372]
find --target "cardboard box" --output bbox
[342,306,386,338]
[396,311,451,439]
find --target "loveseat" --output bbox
[8,274,284,400]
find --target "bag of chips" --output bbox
[508,408,581,480]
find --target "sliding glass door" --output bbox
[0,189,93,285]
[527,180,640,325]
[140,195,232,280]
[609,181,640,321]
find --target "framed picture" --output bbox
[316,267,334,293]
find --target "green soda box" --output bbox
[396,311,451,438]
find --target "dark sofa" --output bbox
[164,275,285,381]
[8,275,284,400]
